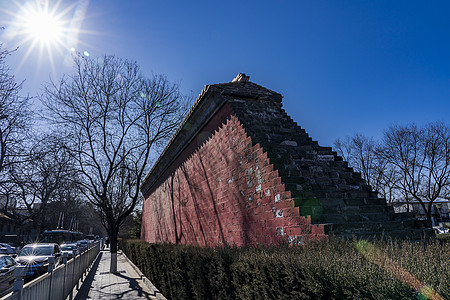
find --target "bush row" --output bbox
[119,238,450,300]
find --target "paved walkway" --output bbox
[73,249,160,300]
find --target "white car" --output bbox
[435,227,449,234]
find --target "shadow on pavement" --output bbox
[74,252,103,300]
[74,251,157,300]
[114,272,156,299]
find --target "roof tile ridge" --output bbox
[211,80,282,98]
[140,84,213,190]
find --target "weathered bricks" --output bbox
[141,109,324,246]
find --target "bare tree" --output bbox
[43,54,186,272]
[372,160,401,205]
[0,45,32,178]
[334,133,407,207]
[10,137,75,232]
[379,122,450,227]
[334,133,390,194]
[0,44,33,240]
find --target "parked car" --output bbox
[76,240,89,252]
[0,244,16,256]
[60,243,79,259]
[435,227,449,234]
[15,243,61,279]
[0,255,17,297]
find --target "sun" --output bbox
[1,0,91,73]
[23,3,65,45]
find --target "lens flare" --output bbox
[356,240,445,300]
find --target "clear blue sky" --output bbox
[1,0,450,146]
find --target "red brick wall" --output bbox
[141,104,326,246]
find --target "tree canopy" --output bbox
[43,54,187,272]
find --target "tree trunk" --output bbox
[426,202,434,228]
[109,227,118,273]
[425,210,434,228]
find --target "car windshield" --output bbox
[19,246,53,256]
[61,245,76,251]
[0,258,7,269]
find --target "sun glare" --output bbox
[24,7,64,45]
[1,0,91,74]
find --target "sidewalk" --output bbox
[73,249,161,300]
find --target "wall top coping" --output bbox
[140,76,283,195]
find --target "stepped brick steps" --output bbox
[228,91,428,240]
[317,212,391,223]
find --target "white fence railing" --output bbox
[1,242,100,300]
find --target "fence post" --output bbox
[62,252,68,300]
[13,266,26,300]
[47,256,55,300]
[69,249,76,300]
[47,256,55,273]
[75,249,79,291]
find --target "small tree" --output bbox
[43,54,186,272]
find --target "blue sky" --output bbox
[1,0,449,146]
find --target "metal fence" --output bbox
[1,242,100,300]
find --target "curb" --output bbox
[119,250,167,300]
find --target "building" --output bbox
[392,200,450,228]
[140,74,432,246]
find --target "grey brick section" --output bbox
[206,80,433,240]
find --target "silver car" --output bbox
[16,243,61,278]
[60,243,79,259]
[0,255,17,296]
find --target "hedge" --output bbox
[119,238,450,300]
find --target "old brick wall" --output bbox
[141,79,432,244]
[141,103,325,246]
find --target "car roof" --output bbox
[23,243,58,247]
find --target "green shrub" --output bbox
[119,238,450,300]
